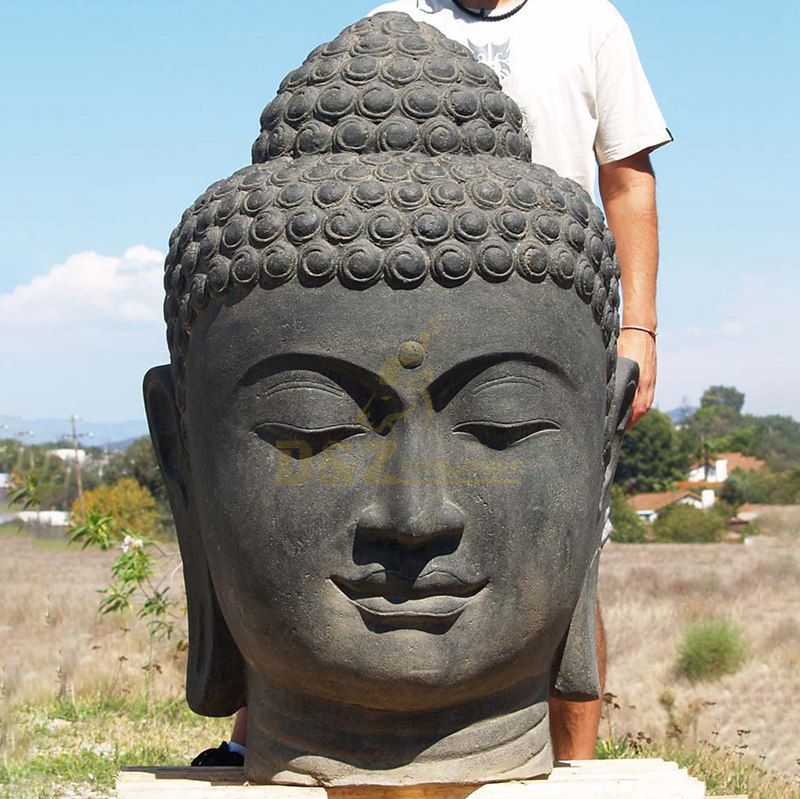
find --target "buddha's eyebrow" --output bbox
[471,374,544,395]
[239,353,388,392]
[428,352,572,411]
[260,379,347,400]
[237,353,402,424]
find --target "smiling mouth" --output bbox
[331,570,487,628]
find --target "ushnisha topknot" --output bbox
[163,12,621,412]
[251,12,531,163]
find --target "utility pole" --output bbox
[71,415,85,515]
[16,429,35,471]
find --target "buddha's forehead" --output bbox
[186,278,606,398]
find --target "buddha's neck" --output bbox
[244,670,553,787]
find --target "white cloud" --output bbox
[0,246,164,328]
[1,247,169,421]
[720,320,743,338]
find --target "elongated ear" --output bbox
[143,366,246,716]
[551,550,600,699]
[600,356,638,519]
[551,357,638,699]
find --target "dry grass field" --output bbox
[0,533,186,705]
[1,521,799,797]
[600,532,800,779]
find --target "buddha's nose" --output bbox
[357,497,465,549]
[356,419,465,548]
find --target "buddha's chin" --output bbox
[262,636,537,713]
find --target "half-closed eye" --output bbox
[451,419,560,451]
[254,421,369,458]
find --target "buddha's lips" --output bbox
[331,570,487,619]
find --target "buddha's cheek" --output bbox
[445,429,599,673]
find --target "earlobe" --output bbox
[551,551,600,699]
[143,365,246,716]
[600,357,639,512]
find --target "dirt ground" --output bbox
[2,525,799,782]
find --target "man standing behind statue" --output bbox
[192,0,670,767]
[368,0,671,763]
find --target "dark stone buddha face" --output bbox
[182,276,607,712]
[143,10,637,784]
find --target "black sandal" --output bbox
[190,741,244,767]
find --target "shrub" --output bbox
[676,617,748,681]
[70,478,158,536]
[721,467,800,505]
[653,503,725,543]
[609,485,647,543]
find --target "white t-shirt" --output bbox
[369,0,671,196]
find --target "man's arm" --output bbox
[598,150,658,429]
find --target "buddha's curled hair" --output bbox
[163,12,620,414]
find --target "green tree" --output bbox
[9,449,94,511]
[0,439,23,473]
[700,385,745,413]
[103,437,164,498]
[715,425,758,456]
[683,405,743,444]
[682,386,747,462]
[100,438,175,536]
[747,415,800,470]
[721,467,800,505]
[615,410,690,492]
[681,385,800,471]
[609,485,647,543]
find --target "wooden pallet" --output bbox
[117,759,746,798]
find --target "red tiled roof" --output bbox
[722,452,765,472]
[677,480,718,490]
[689,452,765,473]
[630,491,701,512]
[738,503,764,514]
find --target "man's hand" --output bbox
[617,328,656,429]
[598,151,659,429]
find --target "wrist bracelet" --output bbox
[620,324,657,340]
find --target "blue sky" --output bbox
[1,0,798,422]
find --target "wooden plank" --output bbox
[116,759,727,799]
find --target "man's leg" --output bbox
[548,600,607,761]
[231,706,247,747]
[190,707,248,766]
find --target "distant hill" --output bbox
[0,415,148,448]
[666,406,697,425]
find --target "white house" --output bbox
[686,452,765,484]
[47,448,88,465]
[630,489,716,523]
[15,510,70,527]
[0,472,10,502]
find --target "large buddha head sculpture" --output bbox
[144,11,637,787]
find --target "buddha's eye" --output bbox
[452,420,560,451]
[254,422,369,459]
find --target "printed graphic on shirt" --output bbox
[466,38,528,131]
[467,39,511,81]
